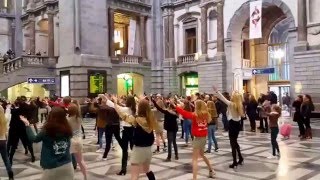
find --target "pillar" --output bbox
[201,6,208,55]
[140,15,146,58]
[29,14,36,55]
[163,15,169,58]
[11,21,16,51]
[297,0,308,50]
[47,9,55,58]
[168,9,174,58]
[217,2,225,53]
[108,8,115,57]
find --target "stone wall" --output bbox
[293,50,320,102]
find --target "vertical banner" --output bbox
[128,19,136,55]
[249,0,262,39]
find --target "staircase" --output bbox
[0,56,56,91]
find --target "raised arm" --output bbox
[176,107,194,120]
[151,99,167,114]
[214,91,231,106]
[20,116,43,143]
[113,98,137,126]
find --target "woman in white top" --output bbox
[106,95,136,176]
[0,106,14,179]
[67,104,87,180]
[213,86,244,169]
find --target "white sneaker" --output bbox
[96,149,104,153]
[267,155,276,159]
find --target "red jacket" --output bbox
[48,101,70,109]
[176,107,208,137]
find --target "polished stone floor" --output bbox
[1,117,320,180]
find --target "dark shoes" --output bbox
[117,169,126,176]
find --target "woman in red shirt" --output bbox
[172,99,215,179]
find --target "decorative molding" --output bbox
[309,28,320,35]
[177,11,201,22]
[110,0,151,16]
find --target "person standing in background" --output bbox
[292,95,304,139]
[152,94,166,154]
[246,95,258,132]
[301,95,315,139]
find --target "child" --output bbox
[267,105,282,159]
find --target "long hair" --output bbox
[207,101,218,121]
[183,100,192,112]
[0,106,7,138]
[249,95,257,104]
[272,104,282,116]
[230,92,244,117]
[43,107,73,138]
[71,99,82,117]
[126,96,137,115]
[194,100,211,123]
[68,103,81,124]
[137,100,157,131]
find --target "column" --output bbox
[108,8,115,57]
[217,2,225,53]
[47,8,55,58]
[163,15,169,58]
[29,14,36,55]
[140,15,146,58]
[297,0,308,49]
[168,9,174,58]
[201,6,208,55]
[11,21,16,51]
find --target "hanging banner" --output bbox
[249,0,262,39]
[128,19,136,55]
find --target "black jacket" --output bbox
[301,102,315,118]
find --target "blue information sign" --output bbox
[252,68,275,75]
[28,77,55,84]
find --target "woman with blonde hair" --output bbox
[0,106,14,179]
[113,96,157,180]
[71,99,86,139]
[68,104,87,180]
[172,99,215,179]
[206,101,219,153]
[213,86,244,168]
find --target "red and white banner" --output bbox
[249,0,262,39]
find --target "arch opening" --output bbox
[117,73,144,96]
[226,0,295,104]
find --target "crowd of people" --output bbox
[0,87,315,180]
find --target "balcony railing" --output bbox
[116,54,143,65]
[177,54,196,65]
[0,7,8,14]
[130,0,151,4]
[2,56,49,74]
[242,59,251,68]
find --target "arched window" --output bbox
[268,19,290,81]
[208,10,217,41]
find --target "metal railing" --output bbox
[242,59,251,68]
[177,54,196,65]
[2,56,49,74]
[117,54,143,65]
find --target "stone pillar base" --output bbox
[199,54,208,61]
[295,41,309,52]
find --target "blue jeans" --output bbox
[98,127,105,149]
[183,119,192,143]
[222,114,229,131]
[0,140,13,178]
[207,125,218,152]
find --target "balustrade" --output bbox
[242,59,251,68]
[178,54,196,65]
[117,54,142,65]
[2,56,49,74]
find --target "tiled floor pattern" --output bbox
[1,118,320,180]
